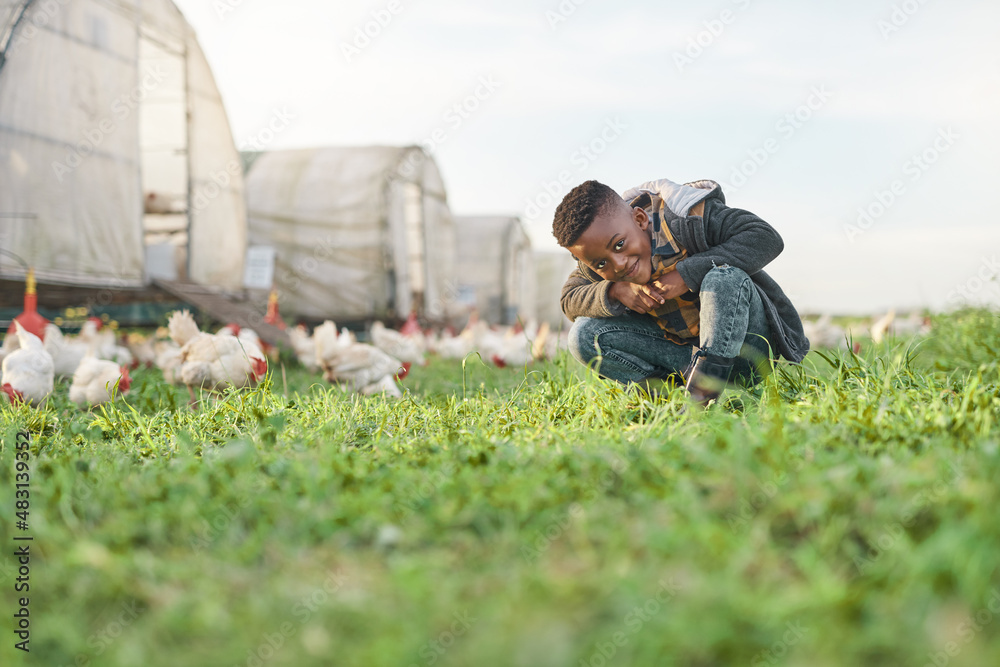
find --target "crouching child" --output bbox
[553,178,809,405]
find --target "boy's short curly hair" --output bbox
[552,180,622,248]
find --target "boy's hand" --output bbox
[609,271,693,314]
[609,281,668,314]
[649,271,692,300]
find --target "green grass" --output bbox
[2,309,1000,666]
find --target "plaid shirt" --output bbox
[628,192,701,345]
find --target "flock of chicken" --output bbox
[291,314,564,398]
[0,310,565,408]
[0,318,133,408]
[801,309,931,350]
[0,307,928,409]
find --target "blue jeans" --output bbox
[568,266,774,386]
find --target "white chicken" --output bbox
[1,323,54,407]
[69,355,132,407]
[79,318,134,367]
[490,324,534,368]
[168,310,268,404]
[43,323,90,377]
[237,327,264,350]
[0,329,21,366]
[154,339,183,385]
[314,321,403,398]
[215,323,241,337]
[215,322,263,348]
[802,314,847,350]
[217,322,277,362]
[870,309,896,344]
[288,324,319,371]
[124,332,156,368]
[465,320,506,365]
[433,326,476,360]
[530,321,559,361]
[893,311,933,337]
[370,321,426,368]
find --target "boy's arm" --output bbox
[673,205,784,292]
[560,265,629,321]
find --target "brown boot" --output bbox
[684,351,736,407]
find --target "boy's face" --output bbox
[567,203,652,284]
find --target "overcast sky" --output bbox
[172,0,1000,314]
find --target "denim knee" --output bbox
[700,265,751,292]
[568,317,599,365]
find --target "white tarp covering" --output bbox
[245,146,456,322]
[454,215,535,325]
[186,39,245,288]
[0,0,246,289]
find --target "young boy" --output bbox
[553,177,809,405]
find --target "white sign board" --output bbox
[243,245,276,289]
[145,243,178,281]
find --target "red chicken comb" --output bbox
[2,382,24,404]
[118,366,133,393]
[400,311,421,337]
[251,357,267,381]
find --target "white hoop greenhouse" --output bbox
[454,215,535,325]
[245,146,457,323]
[0,0,246,290]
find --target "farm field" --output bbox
[2,309,1000,667]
